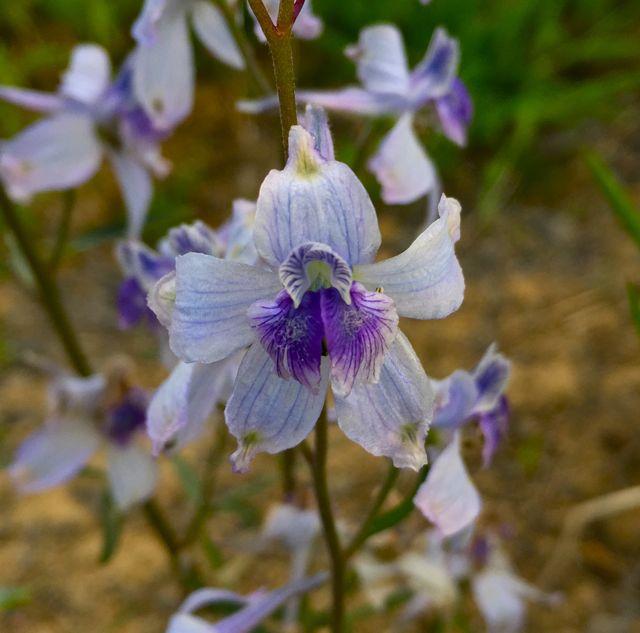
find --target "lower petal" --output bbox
[225,343,330,472]
[323,282,398,397]
[190,1,244,69]
[333,331,431,470]
[106,443,157,510]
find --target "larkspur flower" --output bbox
[0,44,171,237]
[150,112,464,472]
[241,24,472,207]
[132,0,245,130]
[117,203,258,453]
[166,573,327,633]
[9,364,156,510]
[251,0,323,42]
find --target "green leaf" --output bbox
[0,586,31,611]
[627,283,640,337]
[587,153,640,250]
[199,534,224,570]
[98,489,124,564]
[171,455,203,505]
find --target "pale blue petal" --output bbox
[300,105,334,161]
[226,343,330,472]
[116,239,174,290]
[107,443,157,510]
[432,370,478,428]
[59,44,111,105]
[472,344,512,414]
[147,360,231,454]
[167,220,223,257]
[10,420,100,493]
[413,433,481,536]
[179,588,247,614]
[367,114,436,204]
[191,1,245,69]
[167,615,213,633]
[108,150,153,239]
[170,253,280,363]
[0,114,102,201]
[296,87,407,115]
[254,125,381,267]
[435,78,472,146]
[472,571,526,633]
[133,8,193,129]
[293,0,323,40]
[345,25,410,96]
[132,0,179,44]
[333,331,431,470]
[409,27,460,104]
[354,195,463,319]
[0,86,64,112]
[221,199,258,265]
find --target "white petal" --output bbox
[367,114,436,204]
[0,86,64,112]
[60,44,111,104]
[106,443,157,510]
[413,433,481,536]
[191,1,245,69]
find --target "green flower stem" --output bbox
[49,189,75,272]
[0,185,91,377]
[343,462,400,560]
[212,0,272,95]
[247,0,298,159]
[310,411,345,633]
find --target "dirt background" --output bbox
[0,78,639,633]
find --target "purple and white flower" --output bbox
[0,44,172,238]
[252,0,323,42]
[166,573,327,633]
[9,368,156,510]
[150,116,464,472]
[132,0,245,130]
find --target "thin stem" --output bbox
[49,189,75,272]
[248,0,298,159]
[212,0,271,95]
[280,448,297,500]
[0,186,91,376]
[343,462,399,560]
[309,412,345,633]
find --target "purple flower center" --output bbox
[104,388,148,446]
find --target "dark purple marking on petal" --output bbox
[322,281,398,397]
[435,78,472,146]
[479,395,509,467]
[166,221,222,256]
[117,276,155,329]
[104,387,149,446]
[248,290,324,391]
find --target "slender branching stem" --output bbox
[310,412,345,633]
[343,462,399,560]
[49,189,75,272]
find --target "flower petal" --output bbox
[431,370,478,428]
[300,104,334,161]
[279,242,352,307]
[345,25,410,96]
[166,220,223,257]
[106,443,157,510]
[367,114,436,204]
[117,277,153,329]
[133,7,193,129]
[354,195,463,319]
[435,78,472,146]
[0,86,64,112]
[147,359,233,454]
[60,44,111,105]
[413,433,481,536]
[248,290,324,391]
[10,420,100,493]
[190,1,244,69]
[108,150,153,239]
[323,282,398,397]
[333,331,431,469]
[295,87,407,115]
[148,270,177,328]
[116,239,174,291]
[255,125,381,267]
[132,0,174,44]
[0,114,102,201]
[226,343,330,472]
[479,396,510,467]
[472,344,512,414]
[409,27,460,103]
[169,253,281,363]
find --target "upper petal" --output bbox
[132,0,175,44]
[0,86,65,112]
[472,344,512,414]
[431,370,479,428]
[254,125,381,267]
[0,114,102,201]
[106,443,158,510]
[409,27,460,104]
[322,282,399,398]
[435,78,473,146]
[59,44,111,105]
[346,24,410,96]
[226,342,330,472]
[295,87,407,115]
[132,8,194,130]
[300,105,335,161]
[169,253,281,363]
[333,331,432,470]
[413,433,481,536]
[10,420,100,493]
[367,114,436,205]
[190,1,245,70]
[354,195,464,320]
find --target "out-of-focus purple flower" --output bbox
[0,45,172,238]
[240,25,471,206]
[432,343,512,466]
[166,573,327,633]
[9,367,156,510]
[150,117,464,472]
[132,0,245,130]
[252,0,323,42]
